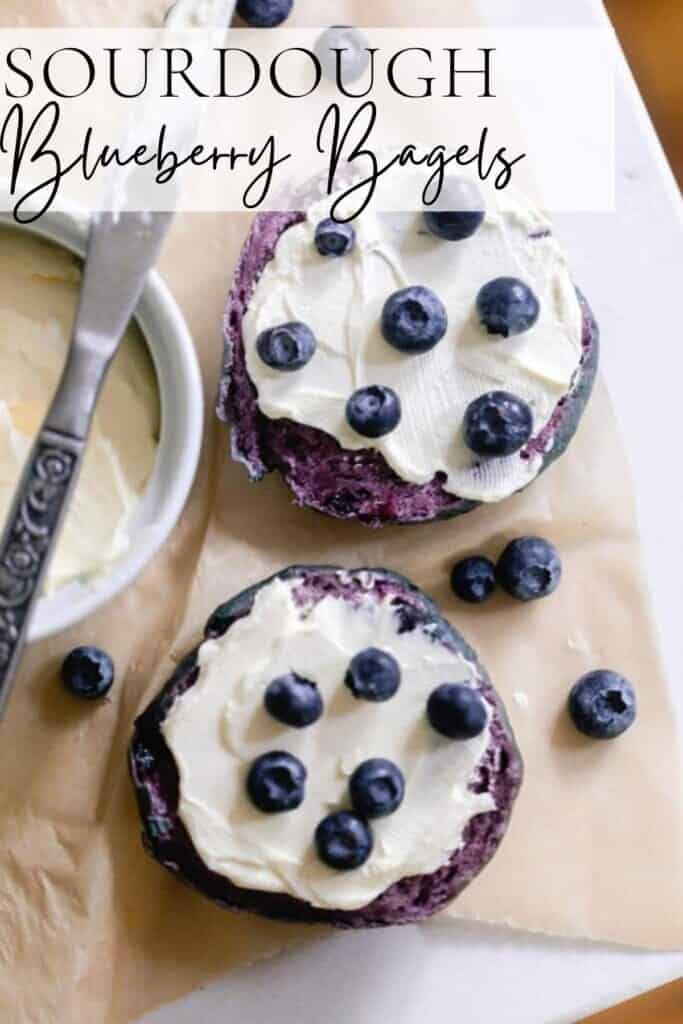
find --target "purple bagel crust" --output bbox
[217,213,599,526]
[129,566,523,929]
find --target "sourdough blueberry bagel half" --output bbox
[129,566,523,928]
[217,180,599,526]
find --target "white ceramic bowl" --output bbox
[0,202,204,641]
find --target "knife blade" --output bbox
[48,210,173,440]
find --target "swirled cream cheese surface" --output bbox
[0,227,160,593]
[242,183,583,502]
[162,575,494,911]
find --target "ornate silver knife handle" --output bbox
[0,429,85,716]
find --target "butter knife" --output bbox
[0,0,238,716]
[0,210,172,716]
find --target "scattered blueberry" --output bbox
[315,811,373,869]
[450,556,497,604]
[381,286,448,354]
[476,277,540,338]
[314,25,371,84]
[236,0,293,27]
[314,218,356,257]
[346,385,401,438]
[497,536,562,602]
[246,751,306,813]
[264,672,323,728]
[349,758,405,819]
[464,390,533,457]
[568,670,637,740]
[345,648,401,702]
[427,683,488,740]
[61,646,115,700]
[424,178,485,241]
[256,322,316,372]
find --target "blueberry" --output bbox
[345,648,401,702]
[349,758,405,819]
[256,322,316,372]
[236,0,293,27]
[450,556,496,604]
[427,683,487,740]
[264,672,323,728]
[424,209,485,244]
[314,218,356,257]
[568,670,637,740]
[381,286,448,354]
[61,646,114,700]
[246,751,306,813]
[476,277,540,338]
[497,536,562,602]
[346,385,401,438]
[464,390,533,457]
[314,25,371,84]
[315,811,373,869]
[424,178,485,241]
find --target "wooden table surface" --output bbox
[604,0,683,186]
[582,979,683,1023]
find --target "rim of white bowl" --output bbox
[0,200,204,642]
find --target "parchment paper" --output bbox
[0,2,682,1023]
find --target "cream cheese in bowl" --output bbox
[0,227,160,594]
